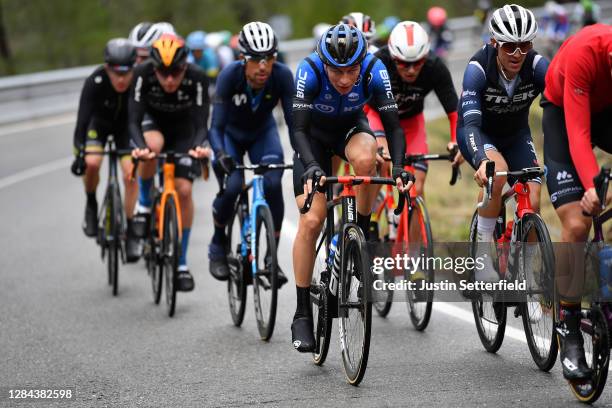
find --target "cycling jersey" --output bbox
[292,52,405,168]
[458,44,548,166]
[187,48,220,79]
[128,60,210,150]
[209,60,294,156]
[73,66,130,151]
[370,46,458,140]
[543,24,612,190]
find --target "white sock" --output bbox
[135,203,151,214]
[476,216,497,242]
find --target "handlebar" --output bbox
[234,163,293,174]
[582,167,610,217]
[380,145,461,186]
[130,151,210,181]
[476,163,544,209]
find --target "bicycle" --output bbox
[468,162,557,371]
[559,167,611,403]
[302,172,410,385]
[84,135,133,296]
[225,163,293,341]
[137,151,207,317]
[372,148,459,333]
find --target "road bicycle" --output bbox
[226,163,293,341]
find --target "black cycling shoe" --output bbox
[176,270,195,292]
[132,210,150,238]
[82,203,98,237]
[558,307,593,380]
[209,242,229,281]
[291,316,315,352]
[125,221,142,263]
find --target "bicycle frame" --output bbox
[156,157,183,242]
[239,174,269,277]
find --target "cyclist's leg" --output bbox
[403,114,429,241]
[136,114,164,212]
[543,97,592,379]
[117,127,141,261]
[82,118,109,236]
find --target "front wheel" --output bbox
[338,225,372,386]
[227,197,247,327]
[162,195,179,317]
[146,194,163,305]
[311,229,331,366]
[253,205,278,341]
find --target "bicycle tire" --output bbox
[163,195,179,317]
[568,305,609,404]
[517,213,558,371]
[405,196,434,331]
[372,224,393,317]
[469,210,507,353]
[147,194,163,305]
[339,225,372,386]
[253,205,278,341]
[227,197,247,327]
[312,230,332,366]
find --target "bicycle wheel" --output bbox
[405,196,434,331]
[227,197,247,327]
[568,305,610,404]
[311,229,331,366]
[371,201,393,317]
[102,186,121,296]
[516,213,558,371]
[469,210,507,353]
[162,195,179,317]
[146,194,162,305]
[253,205,278,341]
[339,225,372,386]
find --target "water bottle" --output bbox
[599,245,612,299]
[328,234,339,268]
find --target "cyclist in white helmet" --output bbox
[128,21,176,64]
[341,12,378,52]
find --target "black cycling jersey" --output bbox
[73,66,130,150]
[373,47,458,119]
[128,61,210,149]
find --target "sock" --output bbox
[179,228,191,268]
[86,192,97,207]
[138,177,153,208]
[212,224,226,245]
[357,212,371,241]
[476,215,497,242]
[294,286,311,319]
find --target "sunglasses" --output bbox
[155,64,187,78]
[244,54,277,64]
[109,65,133,75]
[497,41,533,56]
[393,57,426,70]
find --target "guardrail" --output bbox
[0,1,610,125]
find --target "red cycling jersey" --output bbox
[544,24,612,190]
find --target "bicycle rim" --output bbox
[163,196,179,317]
[372,232,393,317]
[148,195,162,305]
[339,225,371,386]
[107,187,120,296]
[405,197,434,331]
[312,229,331,366]
[518,214,558,371]
[253,206,278,341]
[227,198,247,326]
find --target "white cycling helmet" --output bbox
[341,12,376,40]
[129,21,176,48]
[489,4,538,42]
[388,21,430,62]
[238,22,278,57]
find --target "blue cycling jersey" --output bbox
[458,44,548,165]
[209,60,294,155]
[292,52,405,166]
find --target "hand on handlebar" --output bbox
[189,145,212,160]
[581,188,602,216]
[474,160,491,187]
[447,142,464,167]
[70,149,86,176]
[131,147,156,160]
[301,164,326,196]
[392,165,413,193]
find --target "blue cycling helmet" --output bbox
[186,31,207,50]
[316,24,367,67]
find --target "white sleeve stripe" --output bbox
[469,61,486,78]
[463,109,482,117]
[532,55,542,72]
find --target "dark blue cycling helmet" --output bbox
[316,24,367,67]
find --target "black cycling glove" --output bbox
[71,151,86,176]
[217,152,236,175]
[301,162,324,186]
[392,165,411,186]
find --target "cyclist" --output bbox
[207,22,293,285]
[541,23,612,381]
[456,4,548,282]
[129,34,212,291]
[128,22,176,64]
[186,30,220,82]
[341,12,377,52]
[290,24,410,352]
[426,7,454,61]
[366,20,461,203]
[541,1,570,59]
[71,39,143,261]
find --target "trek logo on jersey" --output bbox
[233,94,247,106]
[315,103,335,113]
[484,90,536,104]
[469,132,478,152]
[296,69,308,98]
[379,70,393,100]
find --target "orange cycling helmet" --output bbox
[150,33,188,69]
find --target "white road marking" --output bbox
[0,114,74,137]
[0,156,71,190]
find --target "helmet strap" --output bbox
[496,55,514,81]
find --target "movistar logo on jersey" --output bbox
[233,94,247,106]
[296,69,308,98]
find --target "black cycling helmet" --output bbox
[104,38,137,72]
[316,24,367,67]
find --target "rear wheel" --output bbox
[339,225,372,386]
[105,186,121,296]
[253,205,278,341]
[517,214,558,371]
[227,197,247,327]
[311,229,331,366]
[162,196,179,317]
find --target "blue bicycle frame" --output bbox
[239,174,269,278]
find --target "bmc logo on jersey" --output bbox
[233,94,247,106]
[315,104,335,113]
[378,70,393,100]
[484,90,536,104]
[296,69,308,98]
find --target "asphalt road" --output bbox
[1,117,611,408]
